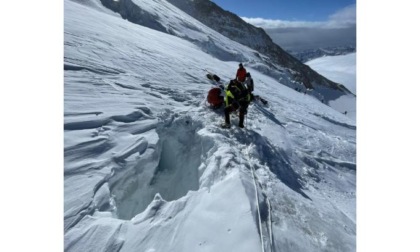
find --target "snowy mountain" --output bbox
[99,0,353,102]
[306,53,356,94]
[288,46,356,64]
[306,53,356,121]
[64,0,356,251]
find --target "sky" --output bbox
[61,1,356,251]
[211,0,356,22]
[212,0,356,51]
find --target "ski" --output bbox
[254,95,268,105]
[206,73,221,83]
[259,97,268,105]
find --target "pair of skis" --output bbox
[206,73,221,82]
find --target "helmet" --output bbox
[239,63,243,67]
[246,72,251,77]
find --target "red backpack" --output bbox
[207,88,224,108]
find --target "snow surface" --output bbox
[306,53,356,94]
[306,53,356,122]
[64,0,356,251]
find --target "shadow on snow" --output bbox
[234,129,310,200]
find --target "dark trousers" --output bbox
[224,101,248,126]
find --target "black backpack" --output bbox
[247,78,254,92]
[228,80,249,101]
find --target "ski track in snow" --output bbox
[64,1,356,251]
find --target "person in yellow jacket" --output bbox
[222,79,251,128]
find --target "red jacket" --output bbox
[236,67,247,82]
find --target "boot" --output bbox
[221,123,231,128]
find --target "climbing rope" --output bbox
[266,195,274,251]
[245,144,265,252]
[245,143,276,252]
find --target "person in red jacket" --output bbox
[236,63,247,83]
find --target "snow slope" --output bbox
[306,53,356,121]
[306,53,356,94]
[64,1,356,251]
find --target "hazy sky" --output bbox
[211,0,355,21]
[211,0,356,51]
